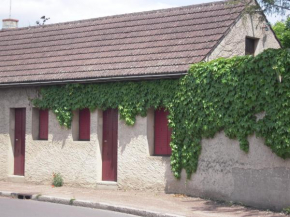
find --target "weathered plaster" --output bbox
[207,13,281,61]
[1,87,290,210]
[189,133,290,211]
[0,88,101,187]
[118,115,170,191]
[118,114,290,210]
[31,108,40,140]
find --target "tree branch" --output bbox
[266,4,290,10]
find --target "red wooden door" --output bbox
[102,108,118,181]
[154,108,172,156]
[14,108,26,176]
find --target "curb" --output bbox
[0,191,184,217]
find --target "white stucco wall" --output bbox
[0,86,290,210]
[0,87,102,187]
[118,114,290,211]
[118,112,171,191]
[207,13,281,61]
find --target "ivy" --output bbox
[33,79,178,128]
[33,48,290,179]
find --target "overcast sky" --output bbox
[0,0,285,29]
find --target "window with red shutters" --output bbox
[79,108,90,141]
[154,108,172,156]
[39,109,49,140]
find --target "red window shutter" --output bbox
[39,109,48,140]
[79,108,90,141]
[167,127,172,155]
[154,108,172,156]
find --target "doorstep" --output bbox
[7,175,25,183]
[96,181,118,190]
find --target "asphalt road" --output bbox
[0,197,137,217]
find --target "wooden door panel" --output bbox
[14,108,26,176]
[102,108,118,181]
[154,108,171,155]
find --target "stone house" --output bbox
[0,0,285,210]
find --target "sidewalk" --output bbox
[0,181,286,217]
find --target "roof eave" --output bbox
[0,72,187,88]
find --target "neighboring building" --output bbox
[0,0,285,210]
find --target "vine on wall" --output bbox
[33,48,290,179]
[33,79,178,128]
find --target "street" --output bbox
[0,197,137,217]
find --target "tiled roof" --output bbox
[0,0,246,86]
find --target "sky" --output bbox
[0,0,286,29]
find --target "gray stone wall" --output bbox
[207,13,280,61]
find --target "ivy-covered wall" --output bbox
[33,48,290,180]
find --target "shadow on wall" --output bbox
[51,123,70,149]
[263,34,267,47]
[164,158,187,195]
[164,131,290,211]
[119,125,135,154]
[119,118,147,154]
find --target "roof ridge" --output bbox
[1,0,238,32]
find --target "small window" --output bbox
[245,37,259,56]
[154,108,171,156]
[79,108,90,141]
[39,109,49,140]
